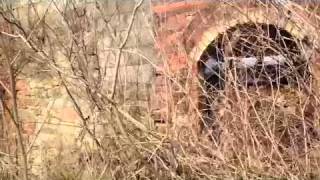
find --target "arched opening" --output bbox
[197,23,313,142]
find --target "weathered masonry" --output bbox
[0,0,320,151]
[0,0,157,169]
[151,0,320,134]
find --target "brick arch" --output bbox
[185,7,311,63]
[151,1,320,133]
[182,5,319,135]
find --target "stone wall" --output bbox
[0,0,158,174]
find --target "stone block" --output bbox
[100,0,151,15]
[54,107,80,123]
[121,26,155,47]
[122,83,152,101]
[98,46,158,68]
[103,63,155,84]
[18,97,36,109]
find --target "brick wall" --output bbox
[151,0,320,132]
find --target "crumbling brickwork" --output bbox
[151,0,320,133]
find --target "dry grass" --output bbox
[0,0,320,180]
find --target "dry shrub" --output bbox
[1,1,320,180]
[136,7,320,179]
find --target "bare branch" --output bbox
[110,0,145,99]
